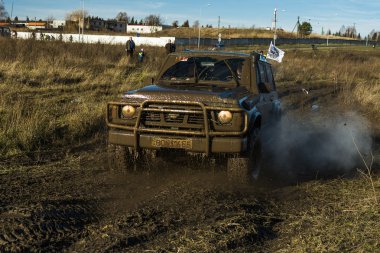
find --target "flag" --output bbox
[266,41,285,63]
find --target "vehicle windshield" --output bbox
[159,56,246,86]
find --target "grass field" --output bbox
[0,38,379,158]
[0,38,379,252]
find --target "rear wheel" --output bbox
[227,128,261,183]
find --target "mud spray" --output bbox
[261,111,373,183]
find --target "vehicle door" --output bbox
[255,61,275,125]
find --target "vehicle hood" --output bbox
[122,84,248,105]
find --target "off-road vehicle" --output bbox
[107,50,281,180]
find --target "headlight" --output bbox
[122,105,136,119]
[217,111,233,124]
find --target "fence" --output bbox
[16,32,174,47]
[13,32,371,47]
[175,37,369,47]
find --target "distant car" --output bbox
[0,26,11,37]
[106,50,281,180]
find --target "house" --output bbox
[106,20,127,33]
[89,18,106,31]
[26,22,47,30]
[52,20,66,29]
[126,25,163,34]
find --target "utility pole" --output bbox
[197,3,211,49]
[10,0,14,20]
[274,8,278,43]
[292,16,300,37]
[218,16,220,31]
[82,0,85,42]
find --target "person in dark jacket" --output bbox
[165,39,176,54]
[126,37,136,57]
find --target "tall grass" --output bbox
[0,38,165,159]
[0,38,379,159]
[273,48,380,118]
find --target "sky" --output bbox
[2,0,380,36]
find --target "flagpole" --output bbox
[273,8,277,46]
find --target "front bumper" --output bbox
[109,129,247,153]
[107,100,249,155]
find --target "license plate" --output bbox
[152,138,192,150]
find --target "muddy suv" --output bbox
[107,50,281,179]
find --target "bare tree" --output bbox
[0,0,9,21]
[181,20,189,28]
[144,14,162,26]
[338,25,357,38]
[116,12,128,22]
[192,20,199,28]
[369,29,376,38]
[172,20,179,28]
[345,26,357,38]
[339,25,346,36]
[66,9,89,22]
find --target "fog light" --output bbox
[122,105,136,118]
[218,111,233,124]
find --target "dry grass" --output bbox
[150,27,353,40]
[272,48,380,118]
[0,37,165,158]
[265,177,380,252]
[0,38,379,159]
[155,27,295,39]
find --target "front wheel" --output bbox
[107,144,134,172]
[227,128,262,183]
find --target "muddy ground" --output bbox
[0,85,379,252]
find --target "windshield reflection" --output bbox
[160,56,245,85]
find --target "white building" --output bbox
[52,20,66,29]
[127,25,163,34]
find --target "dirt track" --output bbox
[0,85,379,252]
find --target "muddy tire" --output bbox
[227,128,261,183]
[107,144,133,172]
[137,149,160,171]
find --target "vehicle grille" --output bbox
[141,104,205,131]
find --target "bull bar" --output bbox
[106,100,249,156]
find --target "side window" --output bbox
[257,62,272,93]
[258,62,268,83]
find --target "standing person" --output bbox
[138,48,145,63]
[165,39,176,54]
[259,50,266,61]
[126,37,136,57]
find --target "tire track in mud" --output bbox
[69,170,281,252]
[0,200,99,252]
[0,162,109,252]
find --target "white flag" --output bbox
[266,41,285,63]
